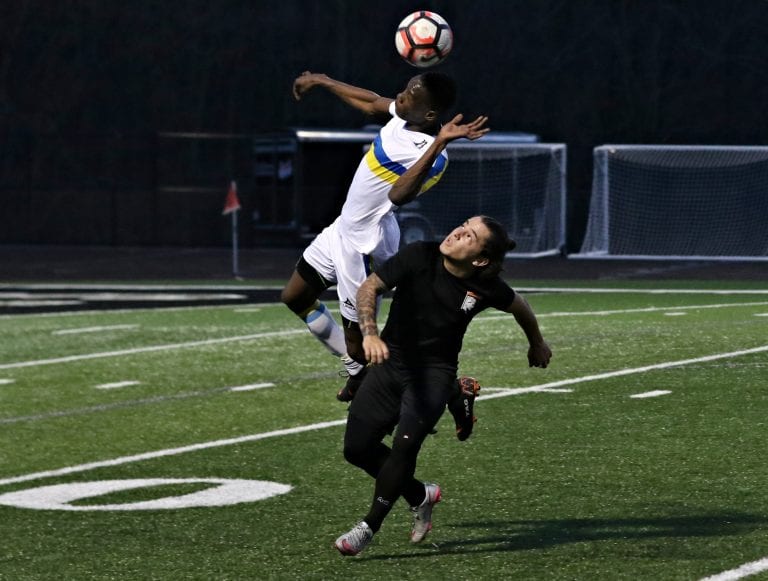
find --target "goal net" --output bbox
[577,145,768,260]
[397,143,566,257]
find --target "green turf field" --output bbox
[1,282,767,580]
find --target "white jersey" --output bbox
[339,101,449,254]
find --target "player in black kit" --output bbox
[334,215,552,556]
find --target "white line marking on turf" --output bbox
[0,378,15,385]
[481,301,768,321]
[756,313,768,317]
[53,324,139,335]
[699,557,768,581]
[0,420,347,487]
[0,329,304,370]
[95,380,141,390]
[516,287,768,295]
[630,390,671,398]
[663,312,686,316]
[476,344,768,401]
[3,344,766,488]
[229,383,275,392]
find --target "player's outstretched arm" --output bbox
[388,114,490,206]
[357,273,390,364]
[292,71,392,115]
[504,293,552,368]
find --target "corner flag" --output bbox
[222,180,241,215]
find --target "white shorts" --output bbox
[302,217,398,322]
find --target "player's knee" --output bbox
[343,441,368,469]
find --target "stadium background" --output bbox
[1,0,767,265]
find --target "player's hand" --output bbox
[293,71,327,100]
[363,335,390,365]
[528,341,552,368]
[438,113,490,143]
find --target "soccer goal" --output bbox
[398,142,566,257]
[577,145,768,261]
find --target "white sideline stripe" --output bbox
[481,301,768,320]
[0,419,347,487]
[229,383,275,392]
[516,287,768,295]
[663,312,687,316]
[630,390,671,398]
[476,345,768,401]
[2,344,766,488]
[0,378,15,385]
[699,557,768,581]
[95,380,141,390]
[53,324,139,335]
[0,329,304,370]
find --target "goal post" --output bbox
[576,145,768,261]
[398,142,567,257]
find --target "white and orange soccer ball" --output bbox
[395,11,453,68]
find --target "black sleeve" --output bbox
[488,278,516,310]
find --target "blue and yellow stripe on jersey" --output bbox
[364,134,448,194]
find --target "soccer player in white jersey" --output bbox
[281,71,489,400]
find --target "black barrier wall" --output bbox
[2,0,767,250]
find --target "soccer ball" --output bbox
[395,11,453,68]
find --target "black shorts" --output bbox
[348,353,457,443]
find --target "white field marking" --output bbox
[0,378,15,385]
[95,380,141,390]
[0,329,304,370]
[3,344,767,488]
[699,557,768,581]
[0,292,247,302]
[0,300,83,308]
[52,324,139,336]
[630,390,671,398]
[756,313,768,317]
[233,307,261,313]
[663,312,687,316]
[0,419,347,487]
[515,287,768,295]
[229,382,275,392]
[476,344,768,402]
[0,283,284,291]
[479,301,768,320]
[0,301,284,320]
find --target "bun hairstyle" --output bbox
[477,215,516,278]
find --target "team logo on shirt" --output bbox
[343,298,355,311]
[460,291,480,313]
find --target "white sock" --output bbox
[341,354,364,376]
[302,302,346,357]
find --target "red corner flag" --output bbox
[222,180,241,215]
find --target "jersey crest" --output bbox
[460,291,480,313]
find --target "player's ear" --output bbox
[472,256,490,268]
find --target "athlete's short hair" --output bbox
[477,215,516,278]
[420,72,456,113]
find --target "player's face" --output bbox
[440,216,492,264]
[394,75,433,123]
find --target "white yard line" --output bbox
[699,557,768,581]
[2,344,766,488]
[477,344,768,401]
[0,420,346,487]
[53,324,139,335]
[630,390,671,398]
[0,329,304,370]
[480,301,768,320]
[229,383,275,392]
[95,380,141,390]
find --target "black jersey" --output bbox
[376,241,516,366]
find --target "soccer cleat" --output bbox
[337,366,367,402]
[410,482,441,543]
[334,521,374,556]
[447,376,480,441]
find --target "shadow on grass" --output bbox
[363,510,768,560]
